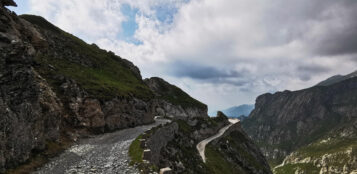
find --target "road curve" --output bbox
[34,119,170,174]
[196,119,239,163]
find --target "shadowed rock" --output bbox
[1,0,17,7]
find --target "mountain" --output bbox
[0,4,205,172]
[316,70,357,86]
[222,104,254,118]
[242,74,357,173]
[0,3,271,173]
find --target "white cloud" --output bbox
[29,0,125,42]
[26,0,357,112]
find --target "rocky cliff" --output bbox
[241,75,357,172]
[145,77,208,119]
[0,4,64,172]
[0,4,208,172]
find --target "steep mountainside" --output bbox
[0,4,208,172]
[242,76,357,171]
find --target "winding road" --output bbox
[34,119,170,174]
[196,119,239,163]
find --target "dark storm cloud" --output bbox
[297,65,331,81]
[311,1,357,56]
[168,61,242,80]
[259,0,357,56]
[297,65,330,74]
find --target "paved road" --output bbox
[196,119,239,163]
[34,119,170,174]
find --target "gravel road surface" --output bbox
[34,119,170,174]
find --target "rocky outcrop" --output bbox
[145,122,179,164]
[145,77,208,119]
[57,78,154,132]
[153,99,208,119]
[242,76,357,167]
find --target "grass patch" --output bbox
[205,146,241,174]
[129,135,144,165]
[297,138,357,158]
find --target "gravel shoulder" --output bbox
[34,119,170,174]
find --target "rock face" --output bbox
[242,76,357,169]
[145,77,208,119]
[145,122,179,164]
[0,7,62,172]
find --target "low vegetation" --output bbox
[128,135,144,165]
[205,146,240,174]
[274,163,319,174]
[297,137,357,158]
[147,77,207,109]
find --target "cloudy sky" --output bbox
[9,0,357,113]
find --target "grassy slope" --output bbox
[20,15,153,100]
[205,145,240,174]
[147,77,207,109]
[205,131,269,174]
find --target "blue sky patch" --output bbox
[118,4,142,45]
[8,0,29,14]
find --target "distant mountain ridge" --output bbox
[222,104,254,118]
[316,70,357,86]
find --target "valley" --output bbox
[2,0,357,174]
